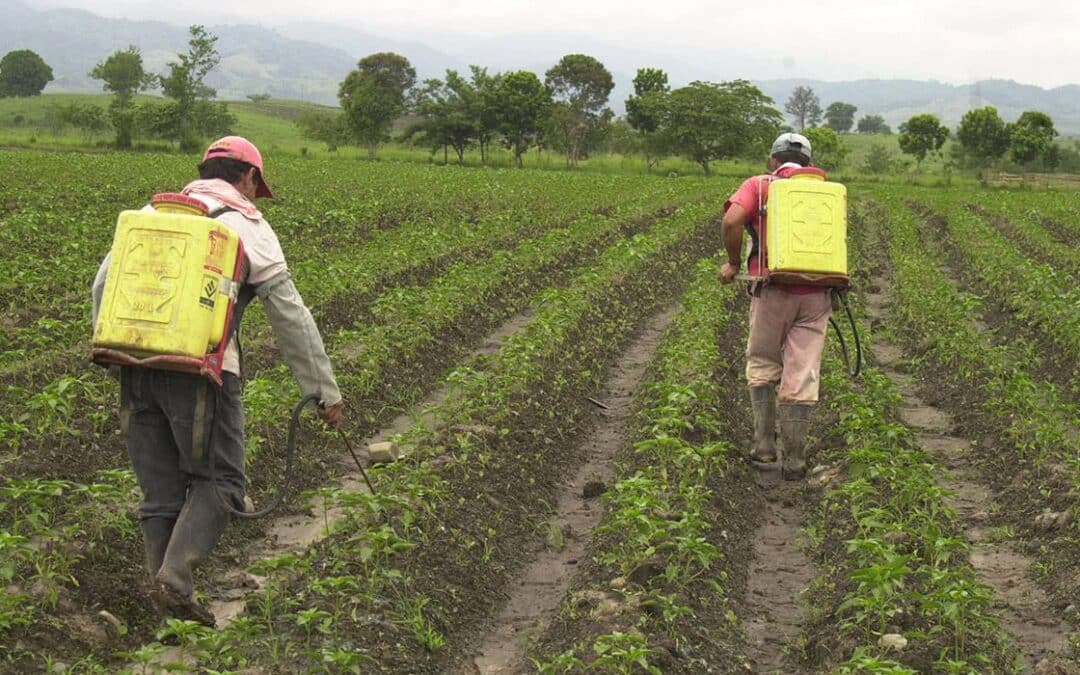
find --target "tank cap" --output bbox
[150,193,209,215]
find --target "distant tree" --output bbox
[625,67,670,170]
[246,93,271,102]
[159,25,233,151]
[0,49,54,97]
[91,46,155,148]
[956,106,1009,167]
[544,54,614,166]
[467,66,503,163]
[57,103,109,141]
[861,143,897,174]
[803,126,849,171]
[406,71,477,164]
[295,110,351,151]
[494,70,551,167]
[339,52,416,159]
[1007,110,1057,167]
[897,113,949,170]
[785,86,821,130]
[665,80,783,176]
[824,101,857,133]
[602,118,642,156]
[856,114,891,134]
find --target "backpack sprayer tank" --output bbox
[92,193,245,386]
[763,167,848,286]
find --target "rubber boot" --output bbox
[140,517,175,578]
[749,385,778,464]
[779,404,813,480]
[152,482,231,626]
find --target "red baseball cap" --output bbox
[202,136,274,198]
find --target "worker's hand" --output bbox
[319,399,345,429]
[719,262,740,284]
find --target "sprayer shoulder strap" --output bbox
[745,174,778,265]
[206,204,255,346]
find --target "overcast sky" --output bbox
[37,0,1080,88]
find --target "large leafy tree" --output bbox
[1007,110,1057,167]
[494,70,551,167]
[295,110,351,151]
[956,106,1010,167]
[339,52,417,159]
[158,25,234,151]
[624,67,670,171]
[406,70,477,164]
[856,114,891,134]
[0,49,54,97]
[802,126,849,171]
[467,66,503,164]
[824,101,857,133]
[91,46,156,148]
[544,54,614,166]
[898,113,949,170]
[665,80,783,176]
[785,86,821,130]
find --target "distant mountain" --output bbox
[753,79,1080,136]
[0,0,352,103]
[4,0,1080,134]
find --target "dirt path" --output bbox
[462,304,680,675]
[863,275,1073,672]
[742,468,813,673]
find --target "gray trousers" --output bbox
[121,368,246,520]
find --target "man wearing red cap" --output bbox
[92,136,344,625]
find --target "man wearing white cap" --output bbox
[718,133,832,480]
[92,136,344,624]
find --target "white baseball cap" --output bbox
[770,132,812,161]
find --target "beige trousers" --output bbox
[745,287,832,403]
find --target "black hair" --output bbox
[772,150,811,167]
[198,157,262,186]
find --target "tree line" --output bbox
[298,53,785,175]
[0,36,1068,174]
[1,27,232,151]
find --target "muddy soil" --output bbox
[864,272,1076,672]
[461,305,678,674]
[743,470,814,674]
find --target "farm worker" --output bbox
[719,132,831,480]
[91,136,345,625]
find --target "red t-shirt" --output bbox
[724,164,823,295]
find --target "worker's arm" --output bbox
[255,270,344,427]
[719,203,748,284]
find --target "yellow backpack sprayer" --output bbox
[93,194,373,517]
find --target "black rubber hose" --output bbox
[842,291,863,378]
[829,290,863,379]
[210,391,322,519]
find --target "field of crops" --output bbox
[0,149,1077,674]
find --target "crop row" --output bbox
[967,195,1079,278]
[796,200,1015,672]
[866,193,1080,632]
[2,191,725,669]
[115,200,726,673]
[909,190,1079,392]
[0,152,713,368]
[530,258,752,672]
[967,189,1080,244]
[0,190,727,669]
